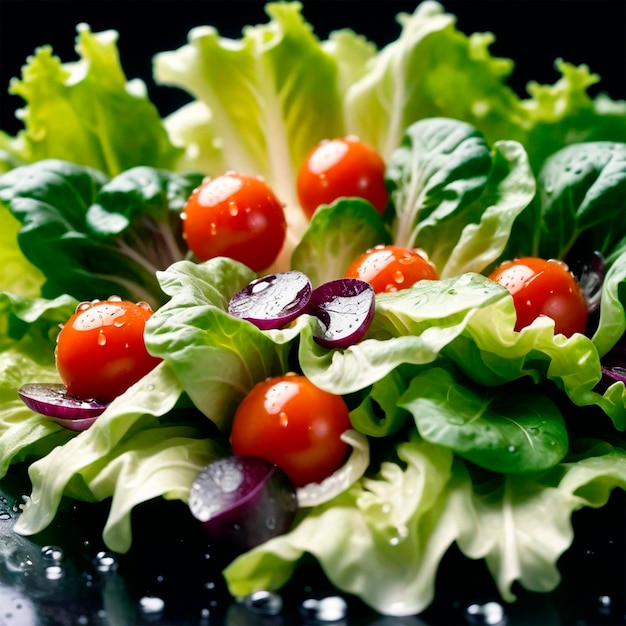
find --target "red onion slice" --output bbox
[18,383,107,431]
[308,278,375,349]
[228,271,312,330]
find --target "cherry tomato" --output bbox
[344,244,439,294]
[230,373,352,488]
[488,257,588,337]
[297,136,389,218]
[182,172,287,272]
[55,297,162,402]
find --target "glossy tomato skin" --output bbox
[55,298,161,403]
[488,257,588,337]
[230,374,352,488]
[297,136,389,218]
[182,173,287,272]
[345,244,439,294]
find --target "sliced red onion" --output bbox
[228,271,312,330]
[307,278,375,349]
[18,383,106,431]
[188,455,298,554]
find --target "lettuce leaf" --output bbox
[153,2,359,269]
[386,118,535,276]
[224,433,626,616]
[14,361,223,552]
[4,26,181,176]
[145,258,294,428]
[0,159,202,308]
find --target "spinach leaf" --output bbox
[0,160,202,308]
[399,367,568,473]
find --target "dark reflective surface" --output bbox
[1,463,624,625]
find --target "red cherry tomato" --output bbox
[55,298,161,402]
[297,136,389,218]
[182,172,287,272]
[344,244,439,294]
[230,374,352,488]
[488,257,588,337]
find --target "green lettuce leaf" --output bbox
[0,292,78,477]
[291,198,391,287]
[224,433,626,615]
[5,26,181,176]
[385,117,535,276]
[345,3,626,173]
[506,141,626,262]
[153,2,361,269]
[399,367,568,473]
[145,258,293,428]
[0,159,202,308]
[14,362,222,552]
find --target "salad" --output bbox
[0,0,625,619]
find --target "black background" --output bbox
[1,0,625,137]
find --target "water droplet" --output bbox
[245,590,283,615]
[229,203,239,216]
[300,596,348,622]
[465,601,506,625]
[204,581,216,590]
[393,270,405,284]
[93,551,118,573]
[279,412,289,427]
[139,596,165,615]
[210,222,217,236]
[507,445,516,453]
[41,545,63,562]
[0,512,11,520]
[97,330,107,346]
[45,565,64,581]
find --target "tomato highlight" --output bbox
[488,257,588,337]
[55,297,161,402]
[345,244,439,293]
[182,172,287,272]
[297,136,389,218]
[230,374,352,487]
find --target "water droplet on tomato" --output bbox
[97,331,106,346]
[279,412,289,427]
[76,301,93,313]
[393,270,405,284]
[107,295,122,302]
[229,203,239,216]
[210,222,217,236]
[136,301,152,311]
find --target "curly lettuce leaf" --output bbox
[0,292,78,477]
[225,434,457,616]
[145,258,293,428]
[14,361,222,553]
[298,273,510,394]
[0,159,202,308]
[224,433,626,616]
[345,3,626,173]
[5,25,181,176]
[153,2,362,270]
